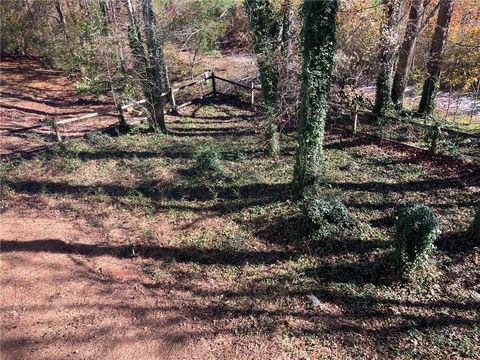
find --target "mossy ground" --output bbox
[1,97,479,358]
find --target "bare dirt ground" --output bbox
[1,208,195,359]
[0,56,118,157]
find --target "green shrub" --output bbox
[193,145,223,175]
[394,203,441,278]
[467,206,480,244]
[301,195,352,240]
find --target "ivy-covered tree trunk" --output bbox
[374,0,401,116]
[292,0,338,196]
[391,0,426,109]
[142,0,167,134]
[244,0,281,157]
[418,0,454,115]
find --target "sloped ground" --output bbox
[0,54,257,158]
[0,56,120,156]
[1,58,479,359]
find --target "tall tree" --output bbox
[391,0,427,108]
[374,0,402,115]
[125,0,167,133]
[142,0,168,133]
[244,0,282,157]
[55,0,68,40]
[292,0,338,196]
[418,0,454,115]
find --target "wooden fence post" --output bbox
[251,82,255,105]
[203,71,209,99]
[352,103,358,135]
[211,69,216,97]
[169,87,177,113]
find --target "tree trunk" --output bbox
[125,0,148,88]
[391,0,427,108]
[142,0,167,134]
[293,0,338,196]
[126,0,166,133]
[374,0,402,116]
[245,0,283,157]
[418,0,454,115]
[55,1,68,40]
[244,0,280,107]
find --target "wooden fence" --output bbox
[47,70,261,142]
[5,70,478,149]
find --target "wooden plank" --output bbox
[176,100,196,109]
[56,112,99,125]
[214,75,251,90]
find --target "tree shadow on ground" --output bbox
[0,238,300,266]
[255,213,392,255]
[70,145,194,161]
[305,254,396,287]
[435,230,479,255]
[168,128,255,137]
[328,174,478,193]
[3,235,478,355]
[4,179,292,214]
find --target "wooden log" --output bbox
[5,123,44,134]
[177,100,195,109]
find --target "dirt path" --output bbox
[0,56,118,157]
[0,207,218,359]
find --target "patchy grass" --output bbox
[1,97,479,358]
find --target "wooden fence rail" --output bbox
[47,70,261,141]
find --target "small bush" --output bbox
[193,145,223,175]
[302,195,352,240]
[467,206,480,244]
[394,203,441,279]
